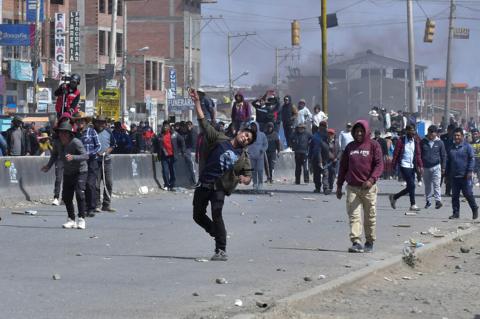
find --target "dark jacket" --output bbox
[392,135,423,170]
[200,95,215,121]
[198,117,251,195]
[266,129,281,154]
[448,141,475,178]
[421,137,447,169]
[231,93,251,123]
[374,137,388,157]
[281,95,294,125]
[6,126,30,156]
[153,130,185,160]
[252,99,276,125]
[112,130,133,154]
[308,131,329,164]
[337,120,384,187]
[291,129,312,154]
[46,137,88,175]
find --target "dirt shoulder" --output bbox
[257,229,480,319]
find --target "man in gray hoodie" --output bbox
[248,122,268,191]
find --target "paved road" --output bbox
[0,180,476,319]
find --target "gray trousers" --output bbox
[423,164,441,203]
[96,158,113,208]
[251,156,264,188]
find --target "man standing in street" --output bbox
[73,112,101,218]
[441,124,455,196]
[42,121,89,229]
[291,123,312,185]
[54,74,81,118]
[281,95,295,149]
[421,125,446,209]
[294,99,313,131]
[154,121,184,191]
[336,120,383,253]
[448,128,478,220]
[309,124,329,193]
[197,88,216,122]
[190,88,256,261]
[470,128,480,186]
[265,122,281,184]
[248,121,268,191]
[6,116,30,156]
[389,125,423,212]
[339,122,354,157]
[94,116,116,213]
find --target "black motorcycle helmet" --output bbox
[70,73,81,85]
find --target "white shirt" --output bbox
[339,131,354,151]
[295,107,313,127]
[313,111,328,127]
[400,137,415,168]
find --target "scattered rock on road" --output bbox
[304,276,313,282]
[192,292,199,297]
[234,299,243,307]
[216,278,228,284]
[52,274,61,280]
[460,246,471,253]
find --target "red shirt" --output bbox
[163,131,174,156]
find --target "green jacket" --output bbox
[198,118,252,195]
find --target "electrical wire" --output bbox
[415,0,429,18]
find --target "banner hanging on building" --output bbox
[69,11,80,62]
[10,60,43,82]
[0,24,35,46]
[53,13,66,79]
[169,69,177,98]
[26,0,45,22]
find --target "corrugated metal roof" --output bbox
[329,50,427,70]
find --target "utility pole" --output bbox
[188,14,193,88]
[32,0,41,112]
[320,0,328,114]
[121,0,127,123]
[407,0,417,114]
[444,0,455,129]
[227,32,255,100]
[109,0,118,75]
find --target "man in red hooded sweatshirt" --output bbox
[336,120,384,253]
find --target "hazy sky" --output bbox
[200,0,480,88]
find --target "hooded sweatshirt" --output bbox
[337,120,384,188]
[247,122,268,159]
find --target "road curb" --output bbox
[231,224,478,319]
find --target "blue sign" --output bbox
[0,24,35,46]
[169,68,177,98]
[26,0,45,22]
[10,60,43,82]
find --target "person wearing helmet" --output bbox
[54,73,81,118]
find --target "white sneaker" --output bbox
[52,198,60,206]
[62,219,76,229]
[476,183,480,187]
[401,182,407,186]
[418,181,423,186]
[76,218,86,230]
[283,147,293,152]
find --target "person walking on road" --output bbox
[94,116,117,213]
[42,121,89,229]
[265,122,281,184]
[448,128,478,220]
[421,125,446,210]
[309,125,329,193]
[73,112,101,218]
[470,128,480,186]
[336,120,384,253]
[389,125,423,212]
[190,88,256,261]
[441,124,455,196]
[291,123,312,185]
[248,121,268,191]
[312,104,328,133]
[294,99,313,131]
[281,95,295,149]
[338,122,354,157]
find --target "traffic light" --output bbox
[424,18,435,43]
[291,20,300,46]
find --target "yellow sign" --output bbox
[98,89,120,121]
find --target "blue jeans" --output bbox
[161,156,176,188]
[452,177,478,216]
[394,166,416,205]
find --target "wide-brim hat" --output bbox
[55,121,74,133]
[71,111,90,121]
[37,132,50,140]
[94,115,107,122]
[12,115,23,123]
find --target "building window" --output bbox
[393,69,405,79]
[108,0,113,14]
[117,0,123,16]
[99,31,106,56]
[152,62,158,90]
[107,31,111,56]
[49,21,55,58]
[145,61,152,90]
[99,0,105,13]
[159,63,163,90]
[116,33,123,57]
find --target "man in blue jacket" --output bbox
[421,125,446,209]
[448,127,478,220]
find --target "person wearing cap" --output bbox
[197,88,216,122]
[54,73,81,118]
[189,88,256,261]
[312,104,328,133]
[292,123,312,185]
[94,116,117,212]
[6,116,31,156]
[41,121,89,229]
[295,99,313,130]
[252,91,279,133]
[421,125,446,209]
[339,122,354,155]
[72,112,101,218]
[281,95,295,149]
[38,132,53,156]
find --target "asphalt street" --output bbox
[0,180,477,319]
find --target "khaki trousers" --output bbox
[346,184,377,243]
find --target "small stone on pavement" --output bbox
[52,274,61,280]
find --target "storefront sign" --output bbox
[26,0,45,22]
[53,13,66,79]
[69,11,80,62]
[0,24,35,46]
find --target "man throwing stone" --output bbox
[190,89,256,261]
[336,120,383,253]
